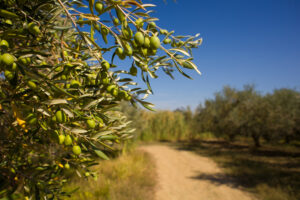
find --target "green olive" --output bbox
[135,18,144,28]
[11,63,17,71]
[4,70,14,80]
[111,88,118,97]
[0,40,9,49]
[86,119,96,129]
[2,53,14,66]
[115,47,125,60]
[106,84,116,92]
[70,80,81,88]
[64,135,72,146]
[141,48,148,57]
[150,36,160,49]
[27,80,37,90]
[143,37,150,48]
[134,32,144,46]
[122,26,133,39]
[113,18,120,26]
[95,2,104,14]
[102,77,110,85]
[58,134,65,144]
[28,22,40,36]
[64,163,70,169]
[101,60,110,70]
[124,43,132,56]
[72,145,81,155]
[163,38,172,44]
[55,110,66,123]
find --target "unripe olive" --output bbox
[87,119,96,129]
[101,26,109,35]
[125,94,132,101]
[143,37,150,48]
[85,172,90,177]
[124,43,132,56]
[107,84,116,92]
[28,22,40,36]
[141,48,148,57]
[2,53,14,66]
[150,36,160,49]
[160,29,168,35]
[94,23,100,31]
[70,80,81,88]
[52,115,57,122]
[122,27,133,39]
[58,134,65,144]
[163,38,172,44]
[148,22,156,30]
[55,110,66,123]
[115,47,125,60]
[5,19,12,25]
[111,88,118,97]
[178,41,184,47]
[0,40,9,49]
[18,57,31,66]
[27,80,37,90]
[135,18,144,28]
[102,77,110,85]
[73,145,81,155]
[61,75,67,80]
[95,2,104,14]
[64,135,72,146]
[11,63,17,71]
[134,32,144,46]
[113,18,120,26]
[4,70,14,80]
[64,163,70,169]
[101,60,110,70]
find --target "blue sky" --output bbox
[135,0,300,110]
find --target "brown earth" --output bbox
[141,144,255,200]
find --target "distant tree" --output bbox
[266,89,300,143]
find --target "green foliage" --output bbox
[120,102,193,141]
[194,85,300,146]
[0,0,201,199]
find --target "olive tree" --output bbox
[0,0,202,199]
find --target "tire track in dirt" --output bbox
[141,144,255,200]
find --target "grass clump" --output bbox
[64,147,156,200]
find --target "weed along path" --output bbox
[141,144,254,200]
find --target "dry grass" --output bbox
[64,147,156,200]
[174,139,300,200]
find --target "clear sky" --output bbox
[136,0,300,110]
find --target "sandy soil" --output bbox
[141,144,255,200]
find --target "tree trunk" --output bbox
[285,135,290,144]
[252,134,261,147]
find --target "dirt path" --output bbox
[141,144,254,200]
